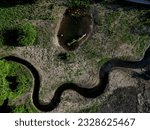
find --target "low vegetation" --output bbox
[67,0,90,8]
[58,52,75,62]
[18,23,37,46]
[0,60,32,105]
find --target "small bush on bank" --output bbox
[18,23,37,46]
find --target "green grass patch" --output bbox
[18,22,37,46]
[0,60,32,105]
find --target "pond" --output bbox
[57,8,93,51]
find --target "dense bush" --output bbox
[18,23,37,46]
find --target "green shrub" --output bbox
[18,22,37,46]
[58,52,75,62]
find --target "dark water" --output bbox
[57,13,92,51]
[132,70,150,80]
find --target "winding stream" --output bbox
[1,45,150,112]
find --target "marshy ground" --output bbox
[0,0,150,112]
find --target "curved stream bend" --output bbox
[1,46,150,112]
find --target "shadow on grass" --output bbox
[6,76,19,92]
[2,29,20,46]
[0,0,36,8]
[0,99,12,113]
